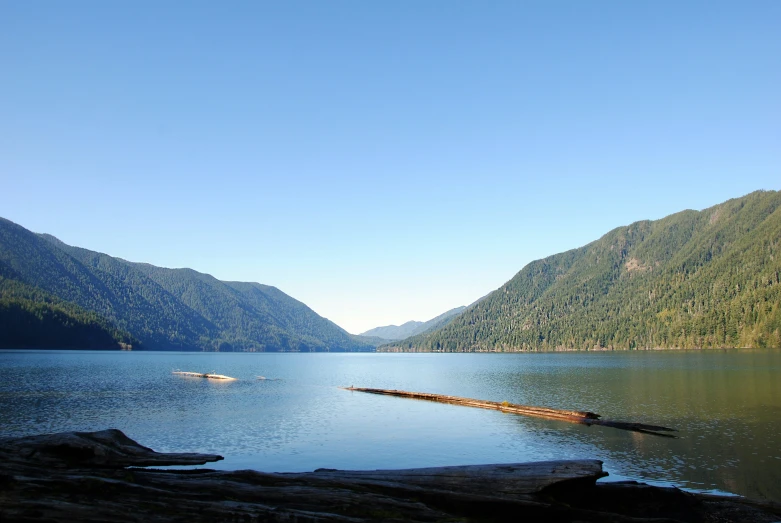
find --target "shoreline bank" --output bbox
[1,429,779,522]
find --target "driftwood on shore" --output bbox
[344,387,678,437]
[1,430,780,522]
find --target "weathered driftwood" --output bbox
[343,387,677,437]
[172,370,237,380]
[1,430,779,523]
[0,429,223,468]
[309,460,606,499]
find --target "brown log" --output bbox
[343,387,677,437]
[1,430,779,522]
[0,428,223,468]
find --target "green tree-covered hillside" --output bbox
[0,218,372,351]
[0,276,136,349]
[386,190,781,352]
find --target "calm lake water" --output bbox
[1,350,779,502]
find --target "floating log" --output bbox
[1,429,778,522]
[173,370,237,381]
[343,387,677,437]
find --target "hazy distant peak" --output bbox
[360,321,424,341]
[361,306,467,340]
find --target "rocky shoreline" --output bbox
[1,429,779,522]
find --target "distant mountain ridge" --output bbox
[360,306,466,341]
[361,320,423,341]
[385,190,781,352]
[5,190,780,353]
[0,217,372,352]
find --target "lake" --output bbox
[0,349,779,502]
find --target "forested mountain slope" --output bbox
[386,190,781,352]
[0,218,372,351]
[0,276,136,350]
[410,306,468,337]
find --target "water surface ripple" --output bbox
[0,350,779,502]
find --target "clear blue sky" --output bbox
[1,1,779,333]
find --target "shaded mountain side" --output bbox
[221,281,363,350]
[0,276,136,350]
[0,217,372,352]
[386,190,781,352]
[0,220,213,349]
[361,306,467,341]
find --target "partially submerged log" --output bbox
[344,387,677,437]
[1,430,779,522]
[172,370,237,380]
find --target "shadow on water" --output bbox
[0,349,779,502]
[476,350,781,501]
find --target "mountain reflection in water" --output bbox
[0,349,778,502]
